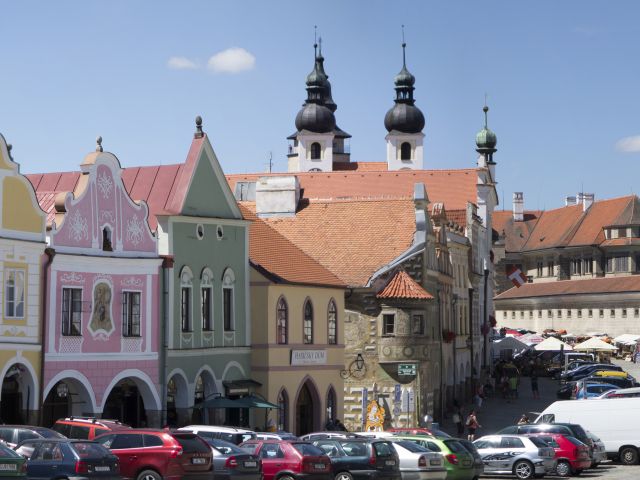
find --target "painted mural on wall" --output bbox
[89,281,113,339]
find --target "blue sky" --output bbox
[2,1,639,210]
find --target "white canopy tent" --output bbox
[612,334,640,346]
[492,336,529,359]
[573,337,617,352]
[520,333,545,346]
[534,336,573,351]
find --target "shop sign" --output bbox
[290,349,327,365]
[398,363,416,376]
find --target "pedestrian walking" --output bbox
[508,376,518,402]
[452,406,464,436]
[531,372,540,400]
[466,410,481,441]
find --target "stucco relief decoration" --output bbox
[97,170,114,199]
[100,211,115,224]
[68,210,88,242]
[126,215,144,246]
[89,282,114,340]
[121,276,143,288]
[60,272,84,284]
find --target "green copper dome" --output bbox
[475,105,497,150]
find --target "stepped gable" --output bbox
[376,270,433,300]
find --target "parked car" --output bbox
[574,383,618,399]
[53,417,130,440]
[561,364,623,383]
[582,375,638,389]
[15,439,119,480]
[257,432,298,441]
[387,428,451,439]
[524,433,590,477]
[204,438,262,480]
[0,426,65,449]
[456,439,485,480]
[473,435,556,479]
[390,439,447,480]
[95,429,213,480]
[299,432,361,442]
[0,441,26,478]
[239,440,332,480]
[393,435,475,480]
[496,423,592,454]
[595,386,640,399]
[311,438,402,480]
[586,431,606,468]
[179,426,257,445]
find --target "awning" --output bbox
[235,394,279,409]
[196,396,243,409]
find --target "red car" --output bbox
[240,440,331,480]
[526,433,590,477]
[95,429,213,480]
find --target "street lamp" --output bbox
[340,353,366,379]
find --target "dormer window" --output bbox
[400,142,412,161]
[102,227,113,251]
[310,142,321,160]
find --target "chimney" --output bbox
[582,193,595,212]
[513,192,524,222]
[565,196,577,206]
[255,175,300,218]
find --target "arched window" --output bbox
[201,268,213,331]
[180,267,193,332]
[327,299,337,345]
[326,387,337,422]
[222,268,235,331]
[102,226,113,251]
[303,299,314,344]
[400,142,412,161]
[276,296,288,344]
[277,389,289,431]
[310,142,321,160]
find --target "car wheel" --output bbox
[137,470,162,480]
[620,446,639,465]
[555,460,571,477]
[279,475,295,480]
[513,460,535,479]
[335,472,353,480]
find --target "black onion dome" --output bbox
[394,65,415,87]
[295,103,336,133]
[384,103,425,134]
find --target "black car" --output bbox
[204,438,262,480]
[311,438,402,480]
[15,438,120,480]
[0,426,65,449]
[456,439,484,479]
[561,364,623,383]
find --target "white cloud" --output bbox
[207,47,255,74]
[616,135,640,153]
[167,56,199,70]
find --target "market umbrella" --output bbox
[534,336,573,351]
[613,334,640,345]
[235,394,280,409]
[520,333,545,345]
[573,337,618,352]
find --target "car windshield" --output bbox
[566,436,585,446]
[394,440,428,453]
[38,430,66,439]
[528,437,549,448]
[587,432,601,442]
[569,425,588,442]
[292,443,325,456]
[173,435,211,453]
[209,439,244,455]
[443,440,466,453]
[0,443,20,457]
[73,442,112,458]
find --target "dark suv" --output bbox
[0,425,65,448]
[95,429,213,480]
[311,438,401,480]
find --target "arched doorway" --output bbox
[103,379,147,427]
[192,369,218,424]
[295,379,320,436]
[1,363,36,425]
[42,374,95,427]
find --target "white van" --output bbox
[536,398,640,464]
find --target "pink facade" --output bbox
[42,152,162,422]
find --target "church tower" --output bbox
[384,40,425,170]
[475,104,497,180]
[288,39,351,172]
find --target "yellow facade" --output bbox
[250,268,345,435]
[2,176,46,234]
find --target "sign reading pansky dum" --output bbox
[290,349,327,366]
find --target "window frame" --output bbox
[327,299,337,345]
[303,299,314,344]
[122,290,141,337]
[276,296,288,345]
[310,142,321,160]
[61,287,83,336]
[201,287,212,331]
[5,268,25,319]
[382,313,395,336]
[180,267,193,333]
[222,268,235,331]
[412,313,424,336]
[400,142,412,161]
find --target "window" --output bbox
[5,269,25,318]
[400,142,412,161]
[122,291,141,337]
[222,268,235,331]
[62,288,82,336]
[616,256,629,272]
[328,299,337,344]
[547,261,554,276]
[277,389,289,431]
[635,309,639,318]
[519,311,524,319]
[571,259,582,275]
[102,227,113,251]
[181,287,191,332]
[326,387,337,422]
[588,309,593,318]
[567,309,572,318]
[500,437,525,449]
[528,310,533,318]
[599,309,604,318]
[310,142,321,160]
[623,309,628,318]
[610,309,615,317]
[383,314,395,335]
[511,311,515,319]
[503,312,507,319]
[537,310,542,318]
[303,299,314,344]
[577,310,582,318]
[557,309,562,317]
[547,310,553,318]
[276,296,288,344]
[536,262,543,277]
[201,287,212,331]
[412,314,424,335]
[584,258,593,274]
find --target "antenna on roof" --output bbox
[267,151,273,173]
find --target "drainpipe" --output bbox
[468,287,475,378]
[160,255,174,427]
[39,247,55,426]
[482,265,489,370]
[436,289,444,422]
[452,294,458,403]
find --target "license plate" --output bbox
[314,463,326,469]
[244,461,257,468]
[386,460,396,466]
[0,464,16,471]
[192,457,207,464]
[94,466,110,472]
[463,460,472,467]
[430,459,441,466]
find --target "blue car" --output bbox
[14,438,119,480]
[574,382,618,399]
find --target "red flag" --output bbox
[506,265,527,287]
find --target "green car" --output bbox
[0,442,26,478]
[393,435,476,480]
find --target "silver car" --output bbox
[586,431,607,467]
[473,435,556,479]
[390,440,447,480]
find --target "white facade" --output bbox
[288,132,335,172]
[386,132,425,170]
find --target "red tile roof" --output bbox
[495,275,640,300]
[332,162,388,172]
[376,270,433,300]
[227,168,479,211]
[241,206,345,288]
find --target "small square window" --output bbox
[635,309,639,318]
[382,314,395,336]
[503,311,507,319]
[557,309,562,317]
[599,309,604,318]
[537,311,542,318]
[511,311,515,319]
[588,309,593,318]
[547,310,553,318]
[519,311,524,319]
[567,310,572,318]
[528,311,533,318]
[623,309,628,318]
[610,309,616,317]
[577,310,582,318]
